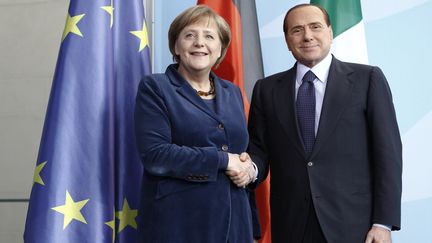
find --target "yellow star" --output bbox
[101,0,114,29]
[33,161,47,185]
[130,21,149,52]
[115,198,138,232]
[52,190,90,229]
[62,13,85,42]
[105,208,116,243]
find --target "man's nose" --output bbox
[303,28,313,41]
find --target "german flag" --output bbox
[197,1,270,242]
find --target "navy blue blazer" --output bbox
[134,64,253,243]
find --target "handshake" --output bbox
[225,152,257,188]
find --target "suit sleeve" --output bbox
[367,66,402,230]
[248,79,270,185]
[134,76,222,182]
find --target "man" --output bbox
[247,4,402,243]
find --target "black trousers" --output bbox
[302,201,327,243]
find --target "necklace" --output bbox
[196,77,215,96]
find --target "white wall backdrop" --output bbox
[153,0,432,242]
[0,0,69,242]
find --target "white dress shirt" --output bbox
[295,52,332,135]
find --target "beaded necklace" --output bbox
[196,77,215,96]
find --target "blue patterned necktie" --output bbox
[296,70,316,156]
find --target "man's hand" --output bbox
[240,152,256,183]
[364,226,391,243]
[239,152,251,163]
[226,153,255,188]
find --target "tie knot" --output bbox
[302,70,316,83]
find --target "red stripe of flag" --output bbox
[197,0,248,115]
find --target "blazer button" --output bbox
[307,161,314,167]
[218,123,224,130]
[221,145,228,151]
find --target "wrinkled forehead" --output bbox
[180,17,220,37]
[286,6,326,28]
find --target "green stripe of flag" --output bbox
[311,0,362,37]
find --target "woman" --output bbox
[134,5,258,243]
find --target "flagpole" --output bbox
[149,0,155,73]
[143,0,154,73]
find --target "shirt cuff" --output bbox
[218,151,228,170]
[373,223,391,231]
[251,161,258,182]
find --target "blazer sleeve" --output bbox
[248,79,270,185]
[134,76,221,182]
[367,66,402,230]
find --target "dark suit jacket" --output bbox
[134,64,256,243]
[248,57,402,243]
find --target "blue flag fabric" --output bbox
[24,0,151,242]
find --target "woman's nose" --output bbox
[194,35,205,47]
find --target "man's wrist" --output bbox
[373,223,391,231]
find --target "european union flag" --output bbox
[24,0,151,242]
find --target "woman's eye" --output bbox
[206,35,215,39]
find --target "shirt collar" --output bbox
[296,52,332,85]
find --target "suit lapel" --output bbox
[214,75,230,123]
[273,67,305,154]
[311,58,354,158]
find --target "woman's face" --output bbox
[175,18,222,75]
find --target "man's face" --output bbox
[284,6,333,67]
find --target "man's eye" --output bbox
[292,28,302,34]
[206,35,215,39]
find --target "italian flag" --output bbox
[311,0,369,64]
